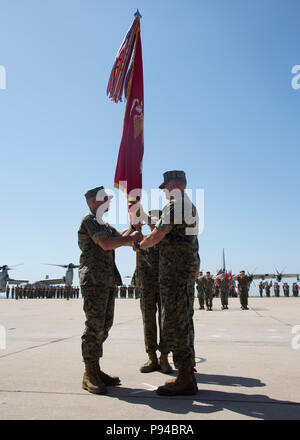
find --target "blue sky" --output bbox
[0,0,299,294]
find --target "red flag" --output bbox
[108,13,144,216]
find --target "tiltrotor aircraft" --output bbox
[34,263,80,287]
[0,265,28,292]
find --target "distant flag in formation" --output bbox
[107,10,144,220]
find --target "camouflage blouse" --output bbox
[78,213,122,287]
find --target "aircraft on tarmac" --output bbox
[33,263,80,287]
[213,249,300,282]
[0,265,28,292]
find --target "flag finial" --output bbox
[134,9,142,18]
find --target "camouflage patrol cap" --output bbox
[84,186,113,202]
[159,170,187,189]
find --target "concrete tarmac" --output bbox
[0,297,299,420]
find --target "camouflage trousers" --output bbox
[205,290,213,309]
[81,285,115,362]
[160,278,195,369]
[220,290,229,307]
[197,288,205,308]
[140,284,168,355]
[239,289,248,308]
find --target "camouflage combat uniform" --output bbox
[127,285,134,298]
[236,276,251,309]
[259,282,263,297]
[120,285,127,298]
[265,284,271,297]
[292,283,298,297]
[219,277,230,308]
[273,283,280,297]
[138,245,168,356]
[78,213,122,362]
[156,194,200,370]
[283,284,289,297]
[196,278,205,309]
[204,278,214,310]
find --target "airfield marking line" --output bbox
[0,336,76,359]
[249,309,294,327]
[268,316,294,328]
[0,389,299,406]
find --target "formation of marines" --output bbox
[4,278,298,303]
[78,171,200,397]
[258,281,299,297]
[196,270,242,310]
[5,285,80,299]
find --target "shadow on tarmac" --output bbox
[195,373,266,388]
[107,372,300,420]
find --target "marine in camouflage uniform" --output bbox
[273,282,280,297]
[203,272,214,311]
[138,210,172,375]
[127,285,134,298]
[196,272,205,309]
[292,283,298,297]
[234,271,251,310]
[283,283,289,297]
[265,283,271,297]
[78,186,142,395]
[119,285,127,298]
[137,170,200,396]
[259,281,264,297]
[215,273,229,310]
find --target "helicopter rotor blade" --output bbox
[43,264,68,268]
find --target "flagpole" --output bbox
[133,9,142,297]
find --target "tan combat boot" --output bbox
[159,353,173,374]
[82,361,107,395]
[96,362,121,386]
[164,366,197,386]
[156,367,197,396]
[140,352,159,373]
